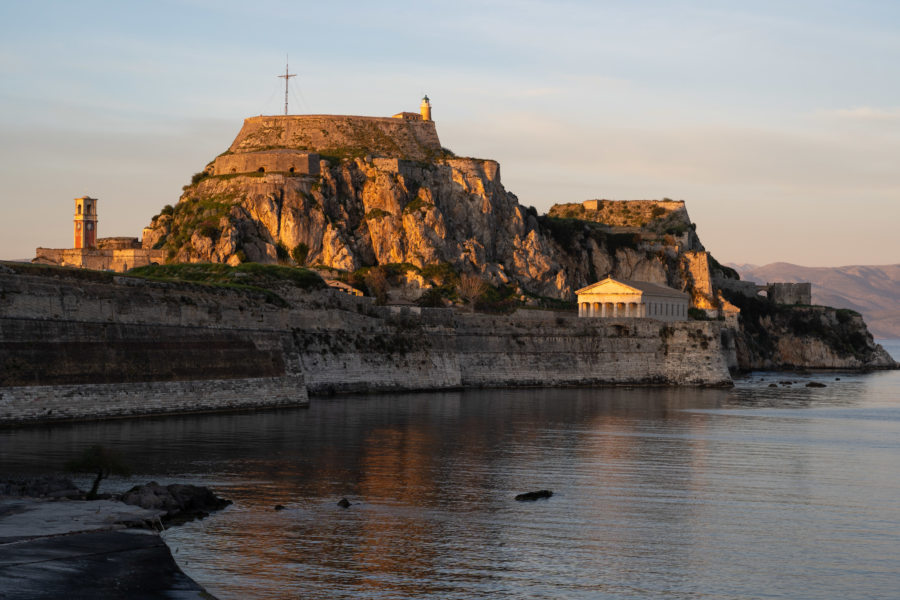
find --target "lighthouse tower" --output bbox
[73,196,98,249]
[420,95,432,121]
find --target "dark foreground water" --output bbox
[2,342,899,599]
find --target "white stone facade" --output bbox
[576,277,690,322]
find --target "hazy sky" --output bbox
[1,0,898,266]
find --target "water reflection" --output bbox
[3,376,900,598]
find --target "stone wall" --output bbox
[210,150,320,176]
[768,282,812,305]
[97,237,141,250]
[0,268,733,424]
[228,115,442,161]
[33,248,166,273]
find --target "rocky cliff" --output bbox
[733,262,900,339]
[142,117,724,306]
[721,289,896,370]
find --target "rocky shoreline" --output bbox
[0,476,228,599]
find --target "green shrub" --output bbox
[275,242,290,262]
[403,197,432,214]
[688,307,710,320]
[417,288,444,307]
[160,204,175,216]
[292,243,309,265]
[198,222,219,239]
[365,208,392,221]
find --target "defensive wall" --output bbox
[0,267,733,425]
[210,149,320,177]
[33,247,166,273]
[226,115,443,161]
[715,278,812,305]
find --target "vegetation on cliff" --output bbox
[128,263,325,306]
[142,150,729,313]
[721,288,896,370]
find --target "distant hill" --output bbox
[729,262,900,339]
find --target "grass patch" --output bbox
[127,263,326,306]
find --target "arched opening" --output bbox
[231,168,237,173]
[289,166,295,173]
[257,167,265,173]
[77,205,82,215]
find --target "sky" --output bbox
[1,0,898,267]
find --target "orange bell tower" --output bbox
[73,196,98,249]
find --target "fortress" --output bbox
[209,95,440,176]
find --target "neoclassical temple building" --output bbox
[576,277,690,321]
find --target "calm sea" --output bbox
[2,340,899,599]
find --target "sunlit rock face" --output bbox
[142,115,723,302]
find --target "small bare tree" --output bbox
[65,445,131,500]
[457,273,487,312]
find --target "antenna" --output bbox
[277,56,296,115]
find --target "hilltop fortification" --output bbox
[209,111,443,177]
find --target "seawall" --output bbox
[0,268,732,425]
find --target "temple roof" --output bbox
[576,277,688,298]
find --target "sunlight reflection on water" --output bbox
[3,366,900,599]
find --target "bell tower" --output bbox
[73,196,98,249]
[420,95,432,121]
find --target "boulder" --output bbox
[120,482,231,523]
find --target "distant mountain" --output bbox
[729,262,900,339]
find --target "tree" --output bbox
[364,267,389,305]
[65,445,131,500]
[457,273,487,312]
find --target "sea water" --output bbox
[1,341,899,599]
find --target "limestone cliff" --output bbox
[142,117,725,304]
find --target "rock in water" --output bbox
[515,490,553,501]
[120,482,231,523]
[806,382,827,388]
[337,497,351,508]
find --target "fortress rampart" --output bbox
[226,114,443,161]
[0,267,733,424]
[34,247,166,272]
[210,149,320,177]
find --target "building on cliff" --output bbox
[209,98,442,178]
[576,277,690,321]
[34,196,165,272]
